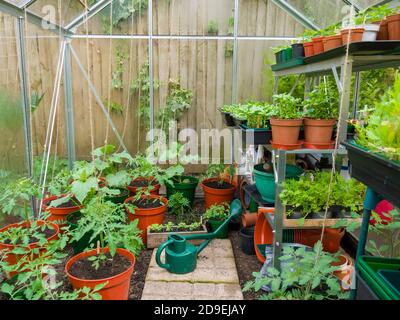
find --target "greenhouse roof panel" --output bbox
[3,0,36,8]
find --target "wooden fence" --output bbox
[0,0,304,172]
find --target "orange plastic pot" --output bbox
[311,36,325,54]
[270,118,303,145]
[0,220,59,278]
[323,35,342,51]
[42,195,83,223]
[388,14,400,40]
[201,178,236,209]
[241,211,258,228]
[127,177,161,196]
[303,41,314,57]
[296,228,345,253]
[340,28,365,44]
[376,19,389,40]
[125,195,168,244]
[65,247,135,300]
[254,210,274,263]
[304,118,337,145]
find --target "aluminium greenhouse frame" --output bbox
[0,0,365,178]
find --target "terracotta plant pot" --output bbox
[387,14,400,40]
[312,36,325,55]
[340,28,365,44]
[376,19,389,40]
[304,118,337,145]
[270,118,303,145]
[241,211,258,228]
[332,254,354,291]
[65,247,135,300]
[296,228,345,253]
[0,220,59,278]
[125,195,168,244]
[127,177,161,196]
[323,35,342,51]
[303,41,314,57]
[42,195,83,223]
[201,178,236,209]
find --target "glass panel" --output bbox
[0,13,27,226]
[153,39,234,164]
[28,0,88,27]
[75,1,148,35]
[70,39,149,156]
[287,0,350,29]
[238,0,305,37]
[153,0,235,36]
[237,40,297,103]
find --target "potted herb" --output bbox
[0,178,60,278]
[218,104,237,127]
[302,84,339,148]
[202,204,230,239]
[66,196,143,300]
[280,172,366,221]
[166,175,199,207]
[269,94,303,147]
[201,164,236,209]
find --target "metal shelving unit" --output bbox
[254,42,400,270]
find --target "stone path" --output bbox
[141,239,243,300]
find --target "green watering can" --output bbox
[156,199,243,274]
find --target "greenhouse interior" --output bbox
[0,0,400,303]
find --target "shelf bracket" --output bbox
[331,65,343,94]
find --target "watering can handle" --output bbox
[156,239,173,270]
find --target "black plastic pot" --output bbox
[275,50,283,64]
[240,124,272,146]
[233,116,247,127]
[218,108,235,127]
[239,227,255,255]
[291,43,305,58]
[342,140,400,208]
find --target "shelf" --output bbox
[266,144,348,155]
[272,41,400,77]
[263,212,362,230]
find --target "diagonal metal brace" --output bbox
[331,65,343,94]
[69,45,129,154]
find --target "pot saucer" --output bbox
[270,140,304,150]
[303,141,336,149]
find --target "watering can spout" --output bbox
[229,199,242,219]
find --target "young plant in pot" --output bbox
[202,204,230,239]
[0,232,107,300]
[124,187,169,245]
[0,178,60,278]
[302,84,339,148]
[66,195,143,300]
[243,241,349,300]
[91,144,133,204]
[269,93,303,148]
[301,29,319,57]
[201,164,236,209]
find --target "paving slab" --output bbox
[142,239,243,300]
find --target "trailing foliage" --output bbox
[356,72,400,161]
